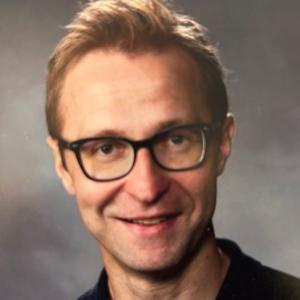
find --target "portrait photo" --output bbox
[1,1,299,299]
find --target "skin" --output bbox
[48,47,234,299]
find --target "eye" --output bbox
[81,139,127,159]
[97,143,115,155]
[155,127,202,153]
[93,141,125,158]
[169,134,186,145]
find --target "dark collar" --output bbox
[77,239,279,300]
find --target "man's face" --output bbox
[48,47,233,273]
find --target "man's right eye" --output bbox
[81,140,118,157]
[97,144,115,155]
[82,140,131,162]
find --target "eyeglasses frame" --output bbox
[58,122,222,182]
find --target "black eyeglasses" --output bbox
[58,122,221,182]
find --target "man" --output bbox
[46,0,300,299]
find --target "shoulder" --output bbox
[217,239,300,300]
[261,266,300,299]
[76,289,95,300]
[75,270,109,300]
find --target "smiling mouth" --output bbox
[120,215,176,226]
[127,217,169,225]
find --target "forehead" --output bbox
[60,47,211,139]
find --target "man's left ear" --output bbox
[216,113,235,176]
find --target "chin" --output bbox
[112,236,203,278]
[131,253,182,273]
[121,249,198,281]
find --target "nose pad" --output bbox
[125,148,169,204]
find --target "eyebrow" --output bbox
[79,118,194,140]
[88,128,127,138]
[152,119,188,132]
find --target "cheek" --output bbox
[175,161,218,218]
[192,174,216,208]
[65,152,118,208]
[73,179,123,239]
[73,177,121,211]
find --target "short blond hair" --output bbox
[46,0,228,138]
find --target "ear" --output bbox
[46,136,76,196]
[216,113,235,176]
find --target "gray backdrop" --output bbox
[1,1,299,299]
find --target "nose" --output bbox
[125,148,170,204]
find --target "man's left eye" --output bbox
[169,135,186,145]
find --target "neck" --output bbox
[102,227,230,300]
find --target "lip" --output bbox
[116,213,180,236]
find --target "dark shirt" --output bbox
[77,239,300,299]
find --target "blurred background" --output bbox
[1,0,299,299]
